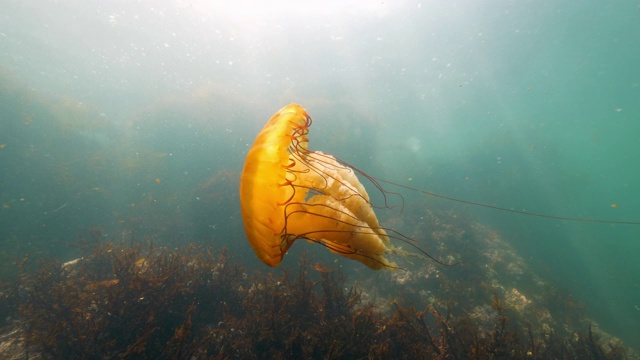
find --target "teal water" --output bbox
[1,0,639,346]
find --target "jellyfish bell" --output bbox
[240,104,424,269]
[240,104,640,270]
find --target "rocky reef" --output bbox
[0,229,634,359]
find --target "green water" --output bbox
[1,0,638,346]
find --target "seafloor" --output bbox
[0,207,636,359]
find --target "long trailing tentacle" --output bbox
[375,178,640,226]
[280,106,454,268]
[282,202,458,267]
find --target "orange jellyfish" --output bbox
[240,104,432,270]
[240,104,640,270]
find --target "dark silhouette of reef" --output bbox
[0,237,633,359]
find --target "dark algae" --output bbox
[0,237,631,359]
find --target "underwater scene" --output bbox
[1,1,639,358]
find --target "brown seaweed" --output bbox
[0,239,631,359]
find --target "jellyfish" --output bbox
[240,104,436,270]
[240,104,640,270]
